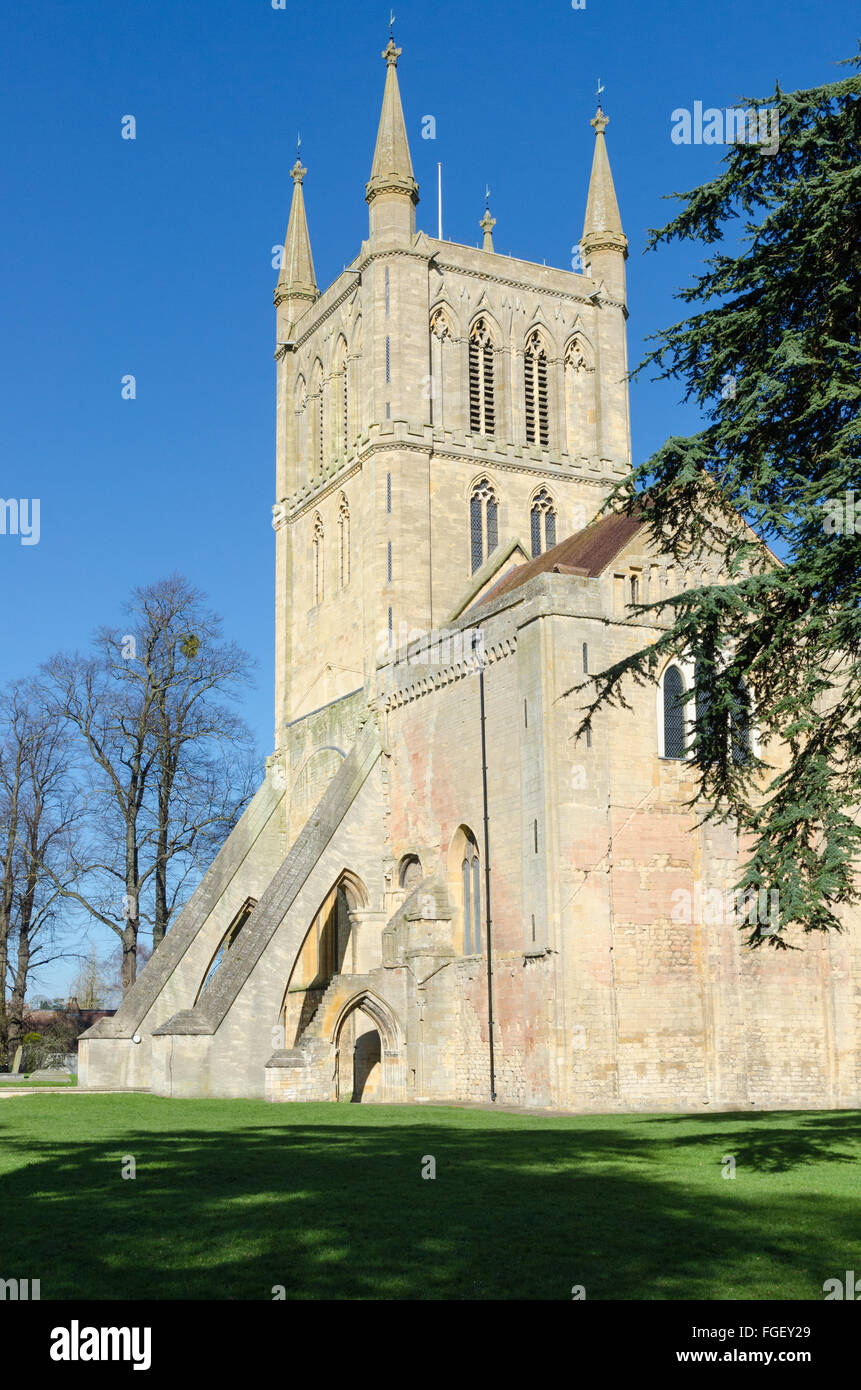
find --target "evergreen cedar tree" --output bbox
[582,53,861,946]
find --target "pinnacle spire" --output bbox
[582,107,625,245]
[276,155,317,303]
[366,37,419,215]
[480,189,496,252]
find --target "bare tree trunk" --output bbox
[0,718,24,1067]
[121,920,137,992]
[153,783,170,950]
[7,922,30,1064]
[0,933,9,1066]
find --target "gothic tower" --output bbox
[271,39,632,760]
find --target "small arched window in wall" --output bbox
[338,494,350,588]
[398,854,423,891]
[524,330,549,447]
[530,487,557,557]
[312,512,324,606]
[662,664,686,759]
[468,318,495,437]
[461,832,482,954]
[469,477,499,575]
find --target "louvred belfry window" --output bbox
[469,478,499,574]
[524,331,549,447]
[469,319,495,436]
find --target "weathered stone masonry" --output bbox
[79,39,861,1113]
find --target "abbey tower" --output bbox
[79,38,861,1116]
[271,39,631,745]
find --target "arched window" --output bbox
[338,494,350,588]
[311,360,324,473]
[731,678,751,766]
[319,885,351,981]
[662,665,686,759]
[294,374,308,466]
[468,318,495,437]
[312,512,324,605]
[429,307,451,428]
[335,337,348,455]
[530,487,557,557]
[469,477,499,574]
[461,832,482,954]
[695,661,752,767]
[524,330,549,447]
[694,659,713,765]
[398,854,422,891]
[564,335,597,457]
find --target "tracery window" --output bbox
[430,307,450,340]
[524,331,549,447]
[429,307,452,428]
[468,318,495,436]
[469,477,499,574]
[530,488,557,557]
[461,833,482,955]
[564,335,597,457]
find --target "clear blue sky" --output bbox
[2,0,855,995]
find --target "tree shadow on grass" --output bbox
[644,1110,861,1174]
[1,1104,860,1300]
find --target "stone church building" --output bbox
[80,41,861,1111]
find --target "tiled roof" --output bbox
[475,509,645,607]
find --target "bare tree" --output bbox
[45,575,258,989]
[0,680,81,1065]
[133,577,258,948]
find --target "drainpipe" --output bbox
[473,629,497,1103]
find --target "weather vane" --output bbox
[297,131,301,158]
[485,184,491,209]
[596,77,605,110]
[389,9,395,37]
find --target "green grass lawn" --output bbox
[1,1096,858,1300]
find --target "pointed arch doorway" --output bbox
[332,991,405,1103]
